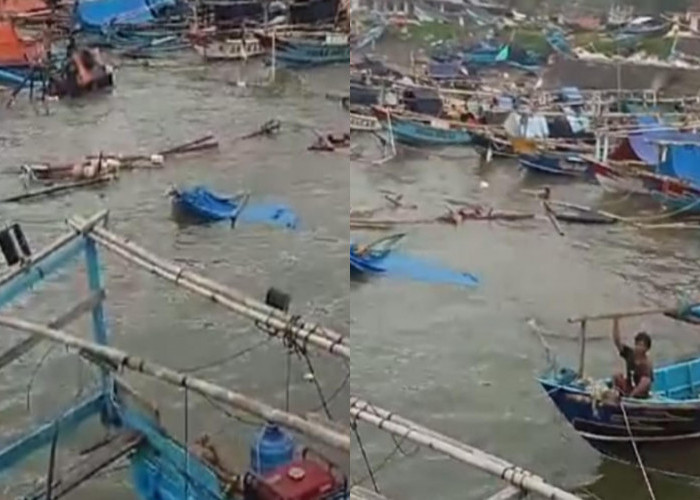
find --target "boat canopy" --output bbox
[74,0,176,28]
[611,116,700,165]
[0,21,43,65]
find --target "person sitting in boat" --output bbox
[611,319,653,399]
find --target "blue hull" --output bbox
[541,361,700,474]
[519,154,589,177]
[651,191,700,215]
[390,118,472,146]
[172,187,240,222]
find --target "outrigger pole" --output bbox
[0,315,351,453]
[67,216,349,360]
[350,398,582,500]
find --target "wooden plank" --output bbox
[0,290,105,371]
[25,432,142,499]
[485,486,526,500]
[350,486,390,500]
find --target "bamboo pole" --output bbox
[1,176,115,203]
[68,218,348,360]
[0,210,108,290]
[568,306,686,324]
[577,320,587,378]
[0,290,104,371]
[72,217,345,346]
[0,315,350,452]
[350,398,581,500]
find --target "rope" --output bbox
[619,402,657,500]
[179,337,272,374]
[351,421,380,493]
[285,347,292,412]
[296,349,333,421]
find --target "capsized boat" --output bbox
[350,233,479,287]
[170,185,300,229]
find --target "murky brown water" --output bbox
[0,56,349,498]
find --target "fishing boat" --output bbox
[350,112,381,132]
[192,34,265,61]
[170,186,250,222]
[518,153,590,177]
[171,185,300,229]
[350,233,405,276]
[255,29,350,67]
[0,212,350,500]
[539,304,700,474]
[589,159,651,195]
[375,110,472,147]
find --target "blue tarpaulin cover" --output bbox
[173,186,299,230]
[350,243,479,288]
[75,0,174,27]
[657,144,700,188]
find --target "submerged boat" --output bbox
[171,185,300,229]
[350,233,479,287]
[350,233,405,276]
[171,185,250,222]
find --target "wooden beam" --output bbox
[0,290,105,371]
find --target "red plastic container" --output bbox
[245,459,342,500]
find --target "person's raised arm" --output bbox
[612,318,623,352]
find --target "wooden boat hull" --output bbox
[256,31,350,67]
[193,37,265,61]
[389,117,472,147]
[540,367,700,475]
[591,160,650,195]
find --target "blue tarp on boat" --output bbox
[75,0,175,28]
[627,117,700,166]
[657,144,700,188]
[350,244,479,288]
[172,186,299,229]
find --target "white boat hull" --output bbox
[193,38,266,61]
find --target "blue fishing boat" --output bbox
[0,213,349,500]
[386,115,472,147]
[171,185,300,229]
[519,153,590,177]
[546,29,573,57]
[540,358,700,473]
[350,233,405,276]
[257,30,350,67]
[171,185,250,222]
[350,233,479,287]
